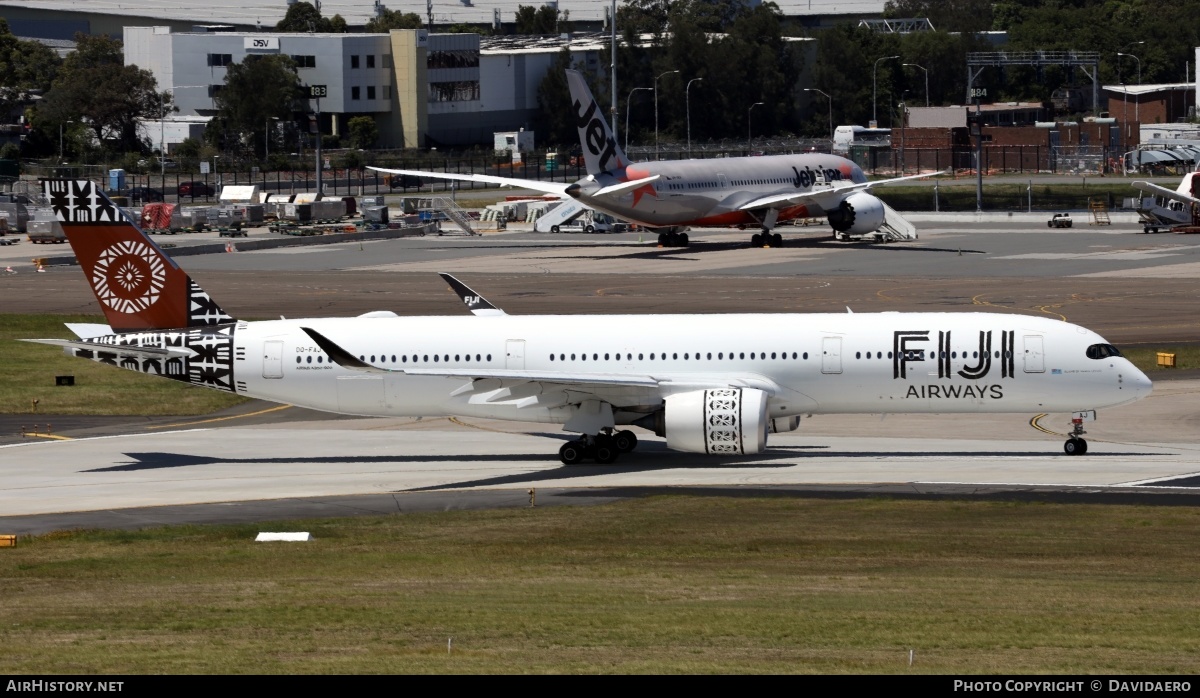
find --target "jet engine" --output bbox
[661,388,769,454]
[827,192,886,235]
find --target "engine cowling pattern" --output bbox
[827,192,886,234]
[664,388,768,454]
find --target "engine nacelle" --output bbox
[827,192,886,234]
[663,388,769,454]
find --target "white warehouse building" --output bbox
[124,25,605,149]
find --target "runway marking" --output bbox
[20,433,72,441]
[147,405,292,429]
[0,428,216,449]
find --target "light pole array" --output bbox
[654,69,679,159]
[903,63,929,107]
[686,77,703,156]
[748,101,764,151]
[625,86,652,153]
[1118,50,1143,129]
[804,88,832,146]
[873,55,899,127]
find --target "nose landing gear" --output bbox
[1064,416,1089,456]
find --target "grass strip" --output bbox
[1,496,1198,673]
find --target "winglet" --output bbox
[439,273,506,316]
[301,327,389,373]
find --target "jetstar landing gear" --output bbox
[749,209,782,248]
[1063,416,1089,456]
[657,230,689,247]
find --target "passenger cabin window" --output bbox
[1086,344,1123,359]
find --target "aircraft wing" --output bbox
[368,166,571,196]
[738,170,946,212]
[20,338,192,360]
[1132,181,1200,207]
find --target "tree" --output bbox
[364,10,423,32]
[883,0,994,33]
[347,116,379,150]
[533,48,593,146]
[0,19,60,123]
[212,55,304,156]
[275,1,346,33]
[515,5,569,35]
[38,33,161,153]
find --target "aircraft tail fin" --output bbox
[565,69,628,176]
[43,180,235,333]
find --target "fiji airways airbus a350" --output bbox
[25,179,1150,464]
[372,70,939,247]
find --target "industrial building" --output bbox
[125,26,608,150]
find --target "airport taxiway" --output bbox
[2,215,1199,532]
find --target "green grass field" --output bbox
[2,496,1199,673]
[0,314,248,415]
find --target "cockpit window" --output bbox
[1086,343,1123,359]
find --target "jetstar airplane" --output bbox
[372,70,941,248]
[24,180,1152,463]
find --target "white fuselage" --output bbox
[230,312,1150,422]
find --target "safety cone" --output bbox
[4,266,14,274]
[36,263,46,273]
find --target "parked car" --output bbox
[1047,213,1073,228]
[386,173,423,190]
[178,181,215,197]
[127,187,165,203]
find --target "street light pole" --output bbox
[903,63,929,107]
[625,86,652,154]
[804,88,832,147]
[748,101,764,152]
[1118,51,1143,129]
[686,77,703,156]
[654,69,679,159]
[873,55,899,127]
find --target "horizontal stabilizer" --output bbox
[1133,180,1200,207]
[594,175,661,198]
[65,323,114,340]
[21,338,192,360]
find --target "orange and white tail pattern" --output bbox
[44,180,234,333]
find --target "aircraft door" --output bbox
[263,340,284,379]
[717,173,728,190]
[1023,335,1045,373]
[821,337,842,374]
[506,340,526,370]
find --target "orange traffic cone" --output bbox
[36,263,46,273]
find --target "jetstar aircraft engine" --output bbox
[662,388,769,454]
[827,191,886,235]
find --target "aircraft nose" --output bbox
[1130,364,1154,399]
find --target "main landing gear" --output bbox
[751,231,784,248]
[1064,416,1089,456]
[749,209,782,248]
[658,231,689,247]
[558,429,639,465]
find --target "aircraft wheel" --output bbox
[658,232,669,246]
[613,430,638,453]
[594,444,619,464]
[1063,438,1088,456]
[679,232,689,247]
[751,233,763,247]
[772,233,783,247]
[559,441,585,465]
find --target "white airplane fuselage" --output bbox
[175,312,1149,422]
